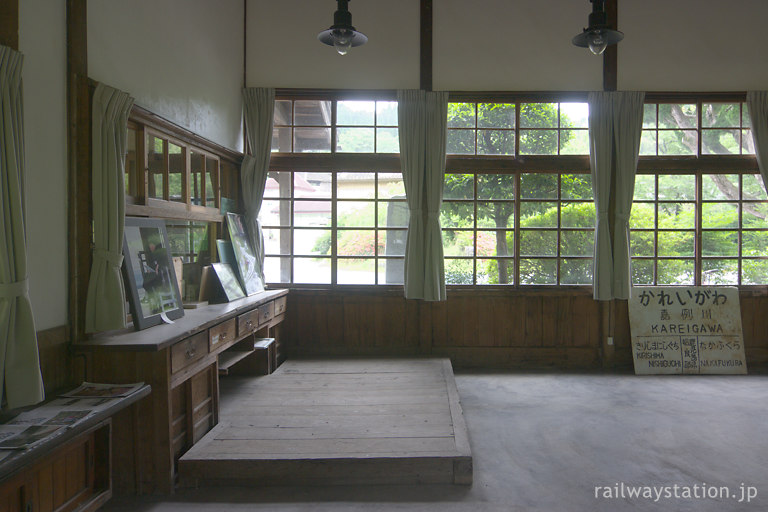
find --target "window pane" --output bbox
[379,174,406,199]
[190,151,204,205]
[376,128,399,153]
[478,174,514,200]
[443,230,474,256]
[166,221,210,264]
[520,103,558,128]
[376,101,398,126]
[520,259,557,285]
[337,101,375,126]
[639,131,657,155]
[294,100,331,126]
[633,175,656,200]
[560,230,593,256]
[379,258,404,284]
[337,258,375,284]
[743,205,768,228]
[477,130,514,155]
[338,230,377,256]
[259,200,290,226]
[561,174,593,200]
[703,231,739,256]
[521,173,557,199]
[337,127,374,153]
[338,201,375,227]
[702,103,739,128]
[520,202,557,227]
[447,103,475,128]
[631,231,655,256]
[561,203,595,227]
[478,103,515,128]
[478,202,515,228]
[560,103,589,128]
[658,130,697,155]
[441,203,474,228]
[658,203,695,228]
[658,231,694,257]
[381,229,406,256]
[702,174,738,200]
[743,259,768,284]
[520,129,558,155]
[477,231,513,257]
[381,201,408,227]
[743,175,767,199]
[337,172,375,198]
[702,203,738,228]
[444,174,474,199]
[742,129,755,154]
[274,100,292,125]
[658,104,697,129]
[263,228,290,255]
[294,229,331,256]
[658,175,695,200]
[477,259,514,285]
[630,204,655,229]
[642,104,656,128]
[147,136,164,200]
[702,130,740,154]
[445,259,474,284]
[205,156,217,207]
[271,127,292,152]
[296,173,331,198]
[294,201,331,227]
[560,259,592,285]
[520,230,557,256]
[632,259,654,285]
[294,257,331,284]
[265,172,291,198]
[657,259,694,285]
[447,129,475,154]
[294,127,331,152]
[264,256,290,284]
[559,129,589,155]
[702,259,738,285]
[743,231,768,256]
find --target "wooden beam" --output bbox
[0,0,19,50]
[603,0,618,91]
[66,0,90,343]
[420,0,432,91]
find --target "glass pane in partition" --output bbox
[190,151,204,206]
[147,135,165,200]
[205,156,218,208]
[168,142,184,203]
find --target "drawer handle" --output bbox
[186,346,196,359]
[246,320,253,328]
[221,332,228,340]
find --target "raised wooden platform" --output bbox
[178,358,472,487]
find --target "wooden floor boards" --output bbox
[178,358,472,486]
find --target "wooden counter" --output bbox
[73,289,288,495]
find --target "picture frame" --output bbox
[226,213,265,295]
[210,262,246,302]
[122,217,185,330]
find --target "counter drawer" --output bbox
[237,308,260,337]
[259,301,275,325]
[274,296,287,316]
[209,318,236,351]
[171,331,209,374]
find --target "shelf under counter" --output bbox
[75,289,288,352]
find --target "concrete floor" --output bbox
[104,372,768,511]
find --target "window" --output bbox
[265,95,403,285]
[442,172,594,285]
[631,173,768,286]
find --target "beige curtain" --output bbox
[747,91,768,189]
[588,91,645,300]
[0,45,44,408]
[397,90,448,301]
[85,83,134,333]
[241,88,275,286]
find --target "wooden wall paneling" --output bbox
[0,0,18,50]
[476,296,497,347]
[461,296,479,347]
[407,299,424,351]
[36,326,80,395]
[427,300,446,348]
[524,296,543,347]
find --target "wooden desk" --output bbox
[0,385,150,512]
[74,289,288,494]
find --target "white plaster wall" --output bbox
[246,0,419,89]
[434,0,603,91]
[88,0,244,151]
[19,0,68,330]
[619,0,768,91]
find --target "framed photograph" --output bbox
[211,262,246,302]
[122,217,185,330]
[226,213,265,295]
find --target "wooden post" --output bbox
[0,0,19,50]
[420,0,432,91]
